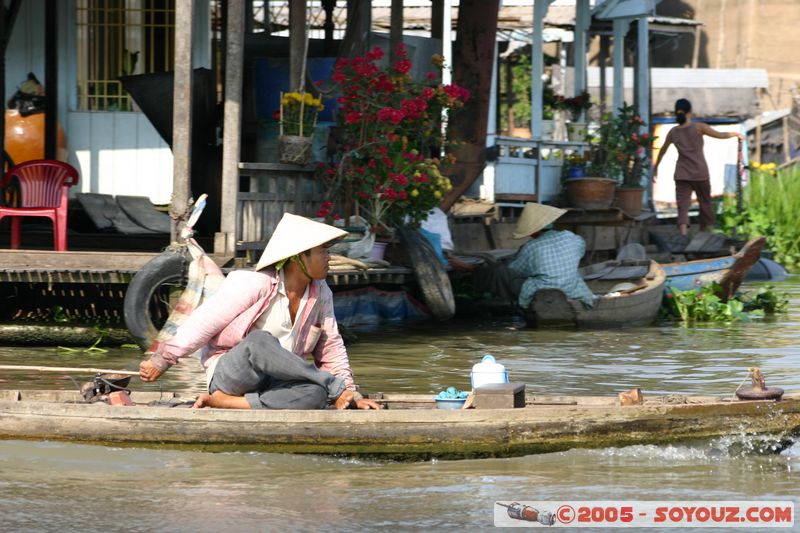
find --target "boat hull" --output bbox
[1,389,797,459]
[532,261,666,328]
[662,237,767,296]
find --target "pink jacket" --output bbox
[149,268,356,391]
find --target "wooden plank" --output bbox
[495,193,537,202]
[684,231,727,253]
[559,208,624,224]
[0,249,228,271]
[0,250,159,270]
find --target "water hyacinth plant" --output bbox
[718,165,800,270]
[662,283,788,323]
[318,44,470,232]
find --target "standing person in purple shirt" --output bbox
[653,98,743,236]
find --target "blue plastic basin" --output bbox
[434,398,467,410]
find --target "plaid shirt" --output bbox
[508,230,594,308]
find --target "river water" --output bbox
[1,278,799,531]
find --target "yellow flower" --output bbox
[763,162,777,170]
[751,161,761,169]
[434,190,442,199]
[411,189,419,197]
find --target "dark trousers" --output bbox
[209,330,346,409]
[675,179,714,228]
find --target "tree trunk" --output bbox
[439,0,500,212]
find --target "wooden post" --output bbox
[44,0,57,159]
[289,0,306,92]
[217,0,245,256]
[170,0,194,243]
[341,0,371,59]
[389,0,403,65]
[635,17,649,132]
[612,18,629,115]
[783,116,791,164]
[531,0,553,139]
[573,0,590,110]
[505,58,514,135]
[322,0,335,50]
[755,115,762,164]
[599,35,609,116]
[439,0,500,212]
[431,0,443,39]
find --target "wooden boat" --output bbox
[529,259,666,328]
[0,388,798,459]
[662,237,766,297]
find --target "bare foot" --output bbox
[334,389,355,410]
[193,393,212,408]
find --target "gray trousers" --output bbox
[209,330,347,410]
[472,258,525,306]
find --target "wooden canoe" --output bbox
[1,389,796,459]
[662,237,766,298]
[529,260,666,328]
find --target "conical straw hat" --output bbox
[512,203,567,239]
[255,213,347,271]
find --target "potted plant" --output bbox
[560,91,592,142]
[565,111,623,209]
[278,91,324,165]
[612,104,655,216]
[565,105,654,212]
[317,44,469,252]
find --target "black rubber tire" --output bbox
[123,248,189,350]
[400,227,456,321]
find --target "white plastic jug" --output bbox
[470,354,509,389]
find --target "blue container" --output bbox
[434,398,467,410]
[567,166,587,178]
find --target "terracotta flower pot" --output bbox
[615,186,645,217]
[565,177,616,209]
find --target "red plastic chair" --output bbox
[0,159,79,251]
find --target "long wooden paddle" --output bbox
[0,364,139,376]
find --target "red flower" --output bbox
[366,47,384,61]
[393,59,412,75]
[377,107,405,124]
[345,111,363,124]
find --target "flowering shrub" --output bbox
[280,91,324,137]
[320,44,470,231]
[588,104,654,187]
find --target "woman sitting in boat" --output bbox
[139,213,382,411]
[474,202,594,309]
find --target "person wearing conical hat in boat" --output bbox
[474,203,594,309]
[139,213,382,410]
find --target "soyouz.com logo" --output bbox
[494,501,794,528]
